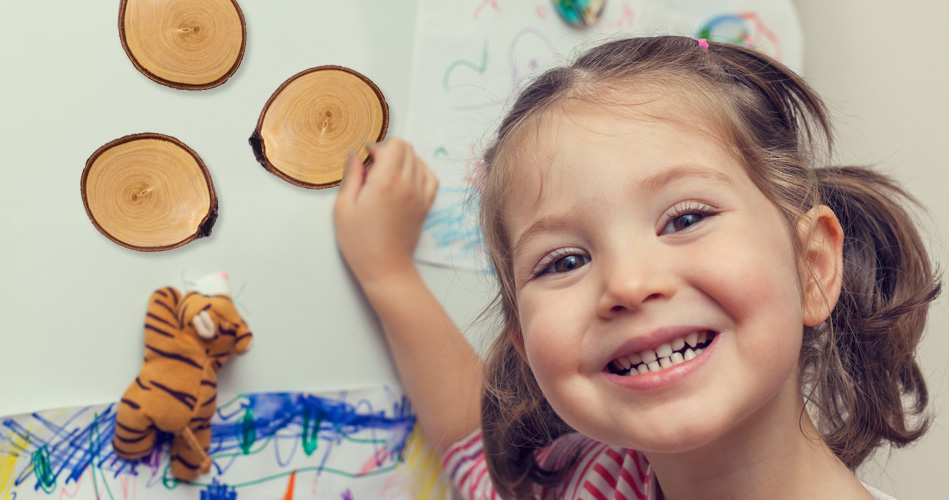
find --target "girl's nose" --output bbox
[596,257,676,318]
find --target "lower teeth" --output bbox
[610,335,713,376]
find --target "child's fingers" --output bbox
[365,141,379,159]
[409,149,427,186]
[337,149,364,202]
[365,138,405,184]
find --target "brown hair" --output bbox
[477,36,940,498]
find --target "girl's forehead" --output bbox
[504,97,739,188]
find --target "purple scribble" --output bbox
[507,27,557,88]
[341,488,355,500]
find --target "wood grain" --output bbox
[81,133,218,251]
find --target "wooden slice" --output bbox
[81,133,218,252]
[119,0,246,90]
[249,66,389,189]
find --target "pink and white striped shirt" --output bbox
[442,430,656,500]
[441,431,898,500]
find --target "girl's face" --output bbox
[507,99,809,454]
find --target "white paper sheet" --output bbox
[1,387,452,499]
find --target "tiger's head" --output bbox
[179,271,253,366]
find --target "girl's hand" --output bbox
[333,137,438,289]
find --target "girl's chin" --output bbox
[605,432,720,456]
[567,411,732,456]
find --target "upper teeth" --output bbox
[610,331,713,376]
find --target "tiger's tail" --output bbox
[170,425,212,481]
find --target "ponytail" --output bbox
[804,166,940,468]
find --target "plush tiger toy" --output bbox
[112,271,253,481]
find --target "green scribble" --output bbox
[301,409,323,456]
[442,40,489,90]
[89,413,116,500]
[31,445,55,493]
[238,409,256,455]
[163,471,179,489]
[433,147,449,158]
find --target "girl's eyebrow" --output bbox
[512,213,573,259]
[512,165,734,259]
[634,164,735,196]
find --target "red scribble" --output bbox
[281,470,297,500]
[57,467,87,499]
[358,447,395,475]
[612,2,635,29]
[119,474,137,499]
[739,12,782,60]
[310,473,319,495]
[464,142,488,190]
[473,0,500,21]
[536,5,547,19]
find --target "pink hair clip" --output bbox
[695,38,709,52]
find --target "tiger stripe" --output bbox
[120,398,141,409]
[150,380,198,410]
[144,345,202,370]
[145,324,175,338]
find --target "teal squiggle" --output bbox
[442,40,489,90]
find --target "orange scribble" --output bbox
[281,470,297,500]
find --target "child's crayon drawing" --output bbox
[0,387,453,499]
[408,0,802,271]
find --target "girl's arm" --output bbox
[333,138,482,456]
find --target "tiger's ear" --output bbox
[193,310,216,339]
[799,205,844,326]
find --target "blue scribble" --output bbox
[202,478,238,500]
[4,405,122,490]
[424,187,484,260]
[697,14,750,46]
[1,390,417,496]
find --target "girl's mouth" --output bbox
[607,330,716,376]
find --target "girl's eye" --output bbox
[660,203,718,235]
[534,251,590,277]
[552,254,588,273]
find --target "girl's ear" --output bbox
[798,205,845,326]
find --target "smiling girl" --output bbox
[333,36,939,499]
